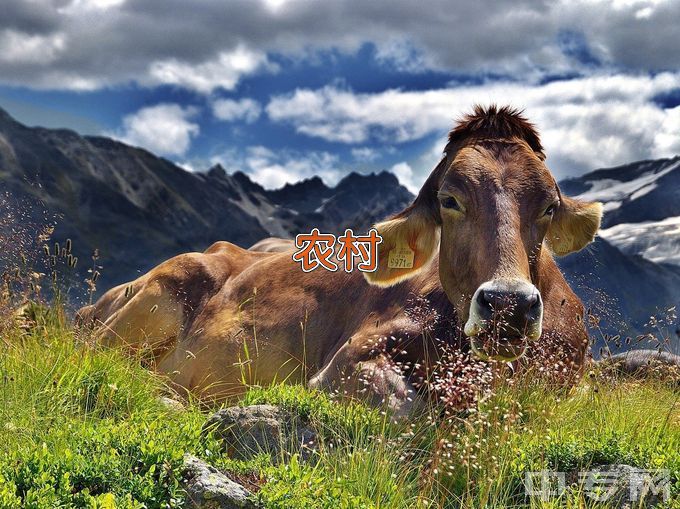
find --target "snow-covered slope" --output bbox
[600,216,680,266]
[560,156,680,266]
[573,160,679,214]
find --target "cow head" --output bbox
[365,105,602,361]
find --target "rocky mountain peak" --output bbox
[207,163,228,179]
[0,107,14,122]
[336,171,400,191]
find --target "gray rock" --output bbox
[203,404,317,463]
[181,454,255,509]
[159,396,185,412]
[600,350,680,374]
[570,464,669,508]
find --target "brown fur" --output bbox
[79,106,602,414]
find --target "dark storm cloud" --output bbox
[0,0,678,92]
[593,1,680,70]
[0,0,62,34]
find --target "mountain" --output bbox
[560,156,680,226]
[558,238,680,341]
[0,107,413,292]
[558,157,680,344]
[0,106,677,346]
[560,156,680,266]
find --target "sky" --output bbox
[1,0,679,192]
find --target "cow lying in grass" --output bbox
[77,105,603,414]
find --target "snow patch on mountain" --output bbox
[575,160,679,205]
[600,216,680,266]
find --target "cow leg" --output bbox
[308,330,426,417]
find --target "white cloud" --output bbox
[212,97,262,123]
[0,29,65,64]
[389,162,419,194]
[176,160,199,172]
[59,0,126,12]
[654,106,680,156]
[112,103,199,157]
[351,147,380,162]
[262,0,290,11]
[396,139,445,192]
[267,86,457,143]
[266,73,680,180]
[373,38,435,73]
[213,146,343,189]
[146,47,269,94]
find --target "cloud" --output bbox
[146,47,270,94]
[267,86,455,143]
[351,147,381,162]
[396,140,445,192]
[1,0,679,92]
[0,2,276,93]
[213,146,343,189]
[212,97,262,123]
[266,73,680,179]
[112,103,199,157]
[389,162,419,194]
[0,29,65,65]
[175,160,199,173]
[62,0,126,11]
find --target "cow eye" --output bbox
[543,203,557,217]
[440,196,460,210]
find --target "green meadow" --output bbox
[0,301,677,508]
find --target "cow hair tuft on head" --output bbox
[446,104,544,158]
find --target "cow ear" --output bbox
[364,208,440,286]
[547,196,603,255]
[364,156,446,287]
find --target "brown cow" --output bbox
[248,237,295,253]
[77,106,602,415]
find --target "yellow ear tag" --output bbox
[387,241,415,269]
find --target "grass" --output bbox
[0,304,678,508]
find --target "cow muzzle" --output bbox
[464,279,543,361]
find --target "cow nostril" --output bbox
[477,289,492,308]
[527,293,540,310]
[478,289,541,317]
[479,289,507,311]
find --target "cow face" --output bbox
[365,110,602,361]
